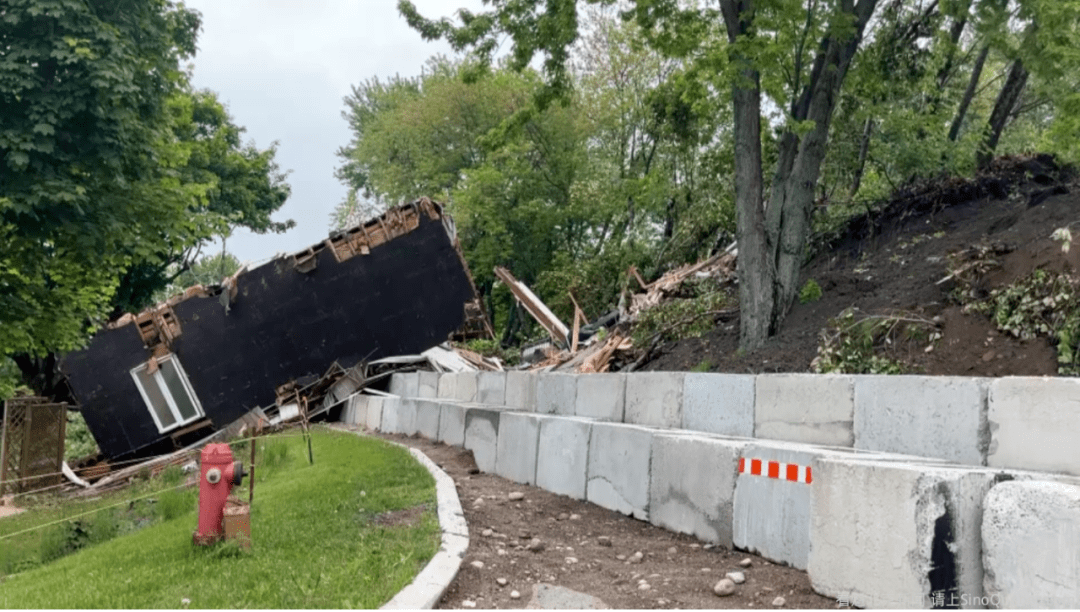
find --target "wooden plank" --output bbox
[494,267,570,347]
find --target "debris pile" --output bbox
[498,250,737,373]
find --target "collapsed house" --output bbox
[60,199,490,461]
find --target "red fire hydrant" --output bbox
[193,443,245,546]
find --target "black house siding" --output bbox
[62,212,475,459]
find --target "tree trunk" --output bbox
[768,0,880,329]
[936,2,970,89]
[13,353,76,404]
[850,117,874,197]
[948,44,989,142]
[663,196,676,240]
[977,58,1029,170]
[720,0,772,350]
[721,0,878,348]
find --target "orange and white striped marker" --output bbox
[739,457,813,484]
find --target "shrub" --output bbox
[631,278,734,347]
[799,278,823,304]
[65,411,98,461]
[812,308,937,374]
[690,359,714,373]
[962,269,1080,375]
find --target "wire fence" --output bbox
[0,428,331,540]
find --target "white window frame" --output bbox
[130,355,205,434]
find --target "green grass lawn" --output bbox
[0,428,439,608]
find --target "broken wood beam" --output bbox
[494,267,570,348]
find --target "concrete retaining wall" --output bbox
[682,373,754,437]
[352,368,1080,609]
[342,393,366,426]
[756,374,853,446]
[808,457,1007,608]
[415,400,442,440]
[389,372,419,398]
[586,422,653,520]
[495,412,541,485]
[438,372,477,402]
[734,441,859,569]
[535,416,592,500]
[476,372,507,405]
[854,375,988,465]
[417,371,440,398]
[504,371,537,411]
[983,480,1080,608]
[366,397,383,431]
[380,397,413,435]
[649,433,746,546]
[987,377,1080,475]
[575,373,626,422]
[438,403,466,446]
[536,373,577,416]
[463,408,501,473]
[624,372,684,429]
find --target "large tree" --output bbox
[1,0,292,397]
[2,0,199,359]
[400,0,881,349]
[111,86,293,314]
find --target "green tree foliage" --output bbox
[1,0,292,395]
[1,0,201,359]
[398,0,1080,350]
[111,86,293,314]
[336,18,727,344]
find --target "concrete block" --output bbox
[379,397,403,434]
[987,377,1080,475]
[808,457,1011,609]
[464,408,501,473]
[389,372,419,398]
[755,374,853,446]
[392,399,419,436]
[536,416,592,500]
[649,433,747,546]
[732,441,879,569]
[536,373,577,415]
[854,375,988,465]
[417,371,440,398]
[683,373,755,437]
[415,400,442,440]
[365,397,383,432]
[575,374,626,422]
[983,480,1080,608]
[341,394,364,426]
[438,403,467,447]
[476,371,507,405]
[586,423,653,520]
[495,413,541,485]
[624,372,684,429]
[504,371,537,411]
[438,372,477,402]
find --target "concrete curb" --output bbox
[333,426,468,610]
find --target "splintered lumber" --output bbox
[494,267,570,348]
[627,252,736,319]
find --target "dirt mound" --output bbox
[648,155,1078,376]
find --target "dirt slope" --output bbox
[649,155,1079,376]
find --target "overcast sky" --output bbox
[184,0,482,265]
